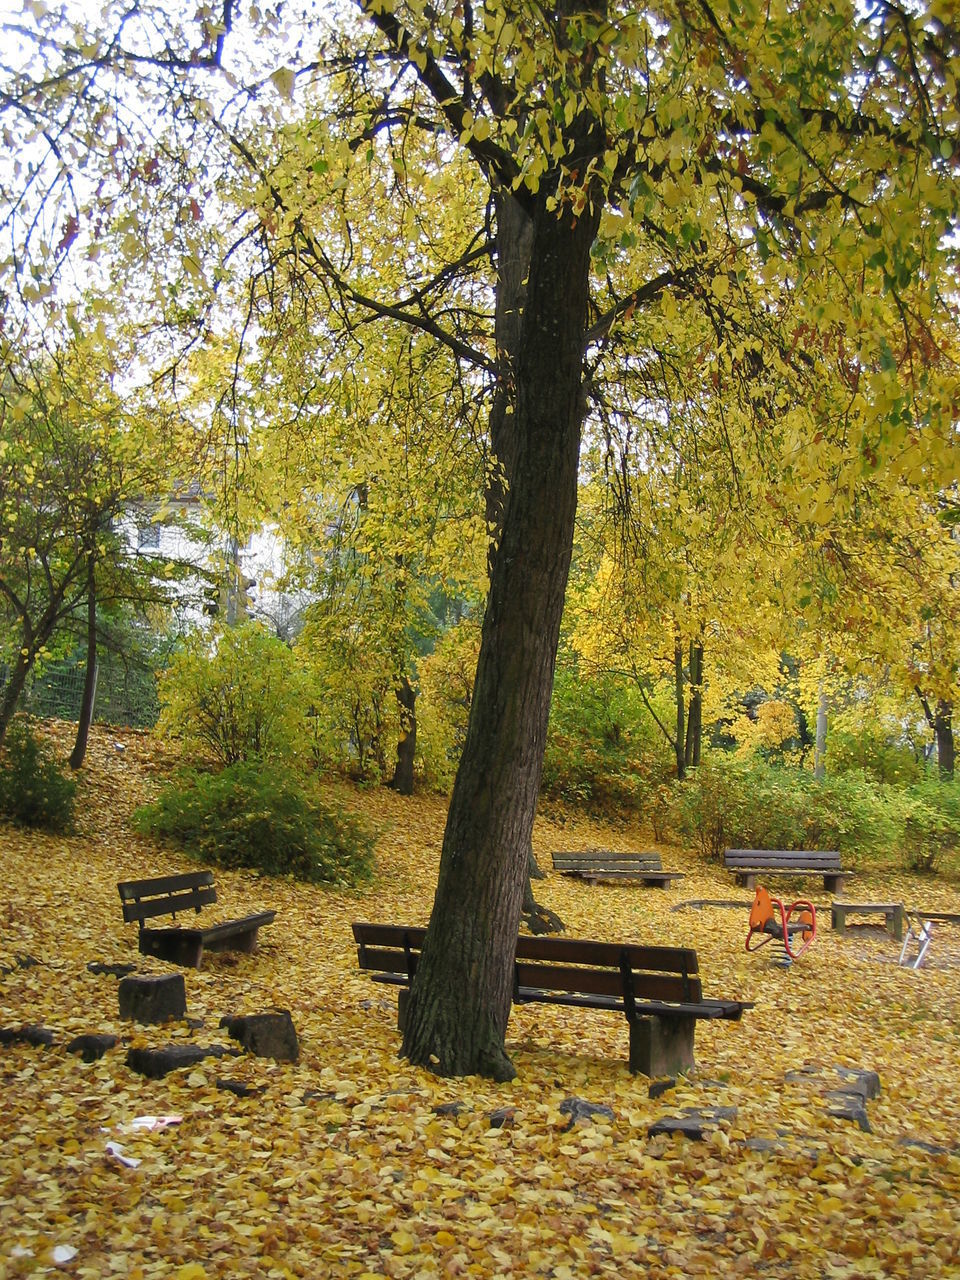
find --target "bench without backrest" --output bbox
[723,849,851,893]
[117,871,276,969]
[551,850,684,887]
[352,922,748,1076]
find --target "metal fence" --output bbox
[9,653,161,729]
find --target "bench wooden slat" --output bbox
[553,852,662,867]
[514,961,701,1005]
[118,871,215,900]
[119,885,218,924]
[724,850,841,868]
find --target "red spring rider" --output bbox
[746,886,816,960]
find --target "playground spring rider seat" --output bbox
[746,886,816,961]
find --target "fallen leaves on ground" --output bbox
[2,725,960,1278]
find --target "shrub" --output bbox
[157,624,312,769]
[134,762,376,885]
[540,666,674,816]
[669,753,899,863]
[0,718,76,833]
[899,780,960,873]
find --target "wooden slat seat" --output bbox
[118,871,276,969]
[551,850,684,887]
[723,848,852,893]
[352,922,749,1076]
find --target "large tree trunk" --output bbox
[70,551,98,770]
[400,187,600,1080]
[388,675,417,795]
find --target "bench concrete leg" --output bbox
[628,1014,695,1077]
[139,930,204,969]
[823,874,844,893]
[831,904,847,934]
[397,987,409,1033]
[206,928,259,956]
[889,905,904,942]
[736,872,758,890]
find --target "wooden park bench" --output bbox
[551,849,684,888]
[724,848,852,893]
[352,922,750,1076]
[117,871,276,969]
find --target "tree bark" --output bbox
[69,550,99,770]
[935,700,954,781]
[915,688,954,782]
[388,675,417,795]
[674,634,687,780]
[400,186,600,1079]
[814,683,828,780]
[684,639,703,769]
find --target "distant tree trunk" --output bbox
[70,551,98,770]
[814,683,828,780]
[674,634,687,780]
[684,639,703,769]
[388,675,417,795]
[0,651,32,743]
[401,173,600,1079]
[916,688,955,781]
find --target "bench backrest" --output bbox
[552,851,663,871]
[351,922,702,1006]
[118,871,217,927]
[724,849,842,870]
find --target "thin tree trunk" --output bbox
[814,683,828,780]
[388,675,417,795]
[935,700,954,781]
[674,633,687,780]
[915,688,954,782]
[684,639,703,769]
[70,551,98,770]
[0,650,32,743]
[400,177,601,1079]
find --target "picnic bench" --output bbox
[117,871,276,969]
[551,850,684,888]
[352,922,750,1076]
[724,849,852,893]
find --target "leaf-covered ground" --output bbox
[2,726,960,1279]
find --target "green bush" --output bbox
[669,753,901,863]
[0,718,76,833]
[899,779,960,872]
[157,623,312,769]
[541,667,674,815]
[134,762,376,885]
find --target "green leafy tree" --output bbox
[3,0,958,1078]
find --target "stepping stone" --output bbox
[0,1025,55,1048]
[65,1033,118,1062]
[126,1044,234,1080]
[648,1106,737,1140]
[559,1097,616,1128]
[118,973,186,1024]
[88,962,138,978]
[216,1078,264,1098]
[433,1101,466,1117]
[219,1010,299,1062]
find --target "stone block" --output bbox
[220,1009,299,1062]
[118,973,186,1024]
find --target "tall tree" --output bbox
[3,0,958,1076]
